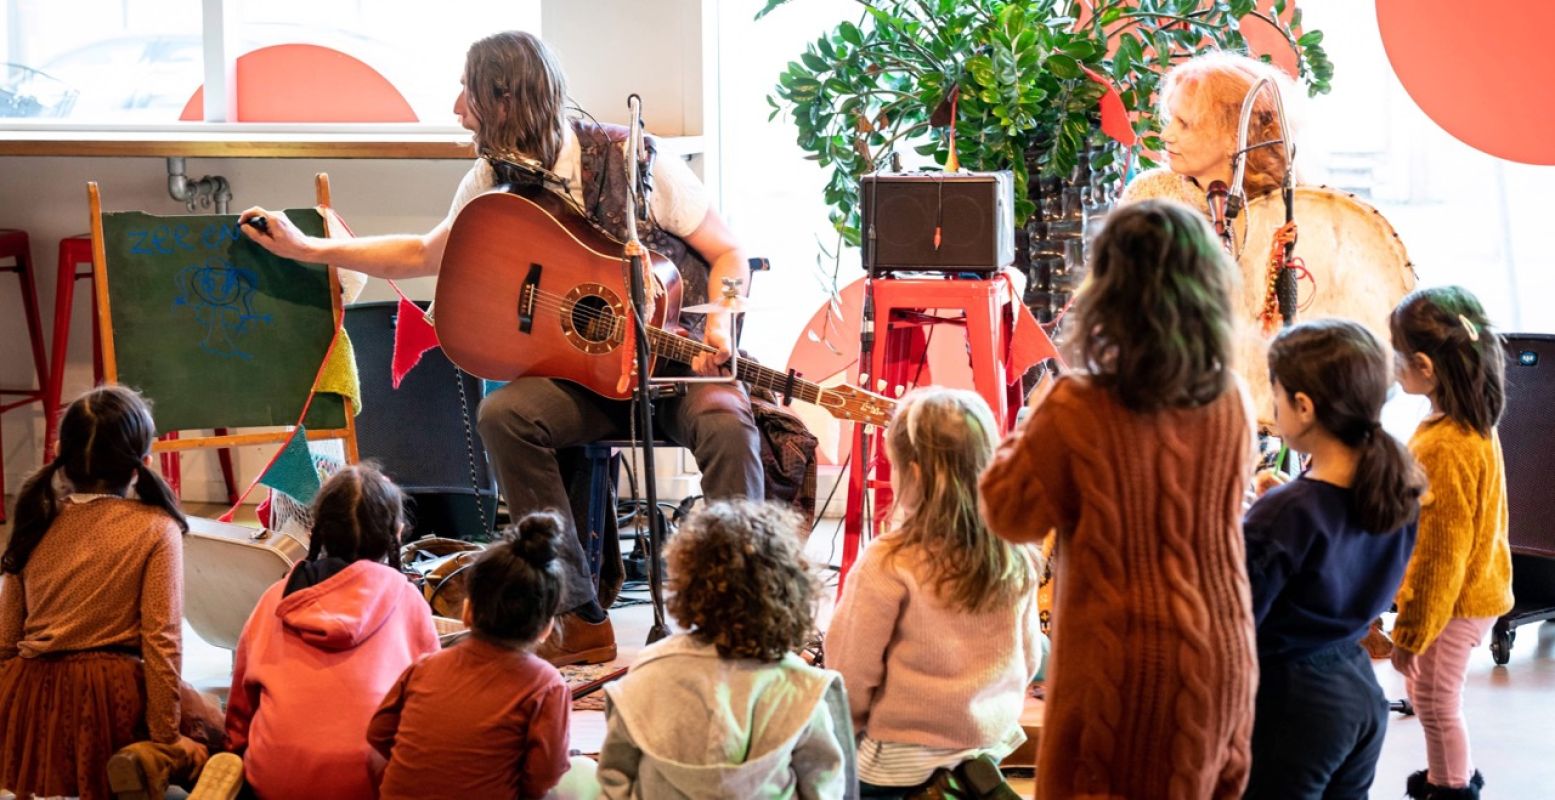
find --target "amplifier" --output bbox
[861,170,1015,273]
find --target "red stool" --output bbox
[0,230,50,523]
[43,235,238,504]
[839,273,1027,588]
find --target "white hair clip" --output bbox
[1458,314,1480,342]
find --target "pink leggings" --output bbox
[1405,616,1497,788]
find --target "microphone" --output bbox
[1206,180,1232,251]
[1206,180,1229,234]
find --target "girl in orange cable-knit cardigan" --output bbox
[980,200,1258,800]
[1389,287,1514,800]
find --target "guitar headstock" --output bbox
[818,384,897,428]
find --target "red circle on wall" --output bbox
[1376,0,1555,165]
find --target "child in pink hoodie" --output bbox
[224,465,439,800]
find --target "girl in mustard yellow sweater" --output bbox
[1390,287,1515,800]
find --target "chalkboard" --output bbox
[99,209,346,432]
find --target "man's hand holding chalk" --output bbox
[238,206,314,262]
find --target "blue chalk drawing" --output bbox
[172,257,271,360]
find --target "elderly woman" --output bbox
[1124,51,1296,211]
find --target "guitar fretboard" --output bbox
[645,327,823,404]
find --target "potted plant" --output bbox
[761,0,1332,246]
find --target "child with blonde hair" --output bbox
[828,387,1042,798]
[981,200,1258,798]
[1390,286,1514,800]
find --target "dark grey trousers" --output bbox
[476,375,765,610]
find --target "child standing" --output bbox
[368,511,574,799]
[980,199,1258,798]
[596,500,855,799]
[827,388,1043,798]
[1242,320,1423,798]
[1390,287,1514,800]
[225,464,439,800]
[0,386,216,799]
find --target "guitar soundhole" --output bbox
[560,283,625,355]
[571,296,616,343]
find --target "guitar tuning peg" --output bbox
[858,372,870,387]
[894,385,905,398]
[876,378,888,392]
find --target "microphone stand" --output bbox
[1226,77,1299,325]
[621,95,744,645]
[622,94,670,644]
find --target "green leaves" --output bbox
[763,0,1334,229]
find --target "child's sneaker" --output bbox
[105,748,154,800]
[188,752,245,800]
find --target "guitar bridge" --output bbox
[518,264,541,333]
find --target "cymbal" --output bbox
[680,296,773,314]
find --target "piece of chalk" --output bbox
[242,216,270,233]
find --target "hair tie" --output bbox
[1458,314,1480,342]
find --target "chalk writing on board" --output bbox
[172,256,272,360]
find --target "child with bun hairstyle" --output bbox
[597,500,856,799]
[224,464,439,800]
[1390,286,1514,800]
[368,511,575,799]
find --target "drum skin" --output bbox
[1234,187,1416,425]
[1120,171,1416,427]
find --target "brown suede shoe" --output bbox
[536,613,618,667]
[1362,617,1394,660]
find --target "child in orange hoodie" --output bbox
[224,465,439,799]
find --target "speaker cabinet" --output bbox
[861,171,1014,273]
[345,300,496,539]
[1502,334,1555,558]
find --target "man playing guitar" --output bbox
[238,30,763,666]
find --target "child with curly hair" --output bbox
[596,500,855,799]
[980,199,1259,798]
[828,388,1043,798]
[1390,287,1514,800]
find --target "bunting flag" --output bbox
[315,328,363,414]
[1083,66,1136,146]
[391,293,440,388]
[258,426,322,505]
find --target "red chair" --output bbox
[0,229,50,523]
[43,235,238,503]
[839,273,1051,589]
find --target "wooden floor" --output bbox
[5,505,1554,797]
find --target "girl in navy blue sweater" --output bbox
[1242,319,1425,799]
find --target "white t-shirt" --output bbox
[446,126,710,239]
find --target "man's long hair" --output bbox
[465,31,569,167]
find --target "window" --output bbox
[1297,0,1553,334]
[0,0,540,125]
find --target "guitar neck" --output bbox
[645,327,823,404]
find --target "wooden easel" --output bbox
[87,173,360,464]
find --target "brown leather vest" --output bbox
[571,119,712,341]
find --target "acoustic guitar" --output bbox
[434,176,895,428]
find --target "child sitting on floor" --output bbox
[597,500,856,799]
[225,464,439,800]
[368,511,576,799]
[0,386,226,800]
[1241,319,1423,798]
[828,387,1043,798]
